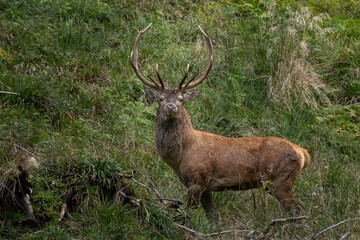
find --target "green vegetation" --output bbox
[0,0,359,239]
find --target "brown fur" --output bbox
[148,89,310,219]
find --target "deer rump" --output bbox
[178,134,309,191]
[130,23,310,219]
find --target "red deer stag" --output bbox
[130,23,310,219]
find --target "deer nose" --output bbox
[165,103,176,112]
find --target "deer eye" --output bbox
[178,96,183,102]
[159,96,165,102]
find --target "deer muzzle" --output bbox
[164,103,178,116]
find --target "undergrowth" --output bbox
[0,0,359,239]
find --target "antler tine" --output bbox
[182,26,213,90]
[155,64,165,89]
[183,71,198,89]
[147,74,161,89]
[130,23,164,89]
[178,63,190,90]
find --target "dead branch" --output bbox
[131,178,150,190]
[21,194,35,219]
[269,216,308,226]
[142,201,150,223]
[58,203,66,221]
[116,189,141,207]
[174,223,255,239]
[252,215,309,238]
[147,179,164,202]
[339,231,350,240]
[154,197,183,205]
[174,223,201,236]
[203,229,255,238]
[14,144,38,159]
[131,178,183,209]
[10,166,40,228]
[0,91,19,95]
[311,216,360,239]
[119,172,134,178]
[131,178,164,200]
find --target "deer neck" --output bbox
[154,108,194,173]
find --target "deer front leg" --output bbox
[200,191,217,220]
[187,185,217,220]
[187,184,202,208]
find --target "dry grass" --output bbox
[268,57,329,110]
[264,5,332,110]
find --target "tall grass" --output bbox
[0,0,359,239]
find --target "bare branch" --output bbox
[118,172,134,179]
[154,198,183,205]
[14,144,38,159]
[118,172,167,204]
[203,229,254,238]
[0,91,19,95]
[339,232,350,240]
[142,201,150,223]
[116,190,141,207]
[174,223,201,236]
[58,203,66,221]
[311,217,360,239]
[131,178,165,201]
[269,216,308,226]
[174,223,256,239]
[147,178,164,202]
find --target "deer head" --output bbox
[130,23,213,120]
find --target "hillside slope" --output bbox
[1,0,359,239]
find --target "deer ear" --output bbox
[144,87,160,102]
[183,90,201,102]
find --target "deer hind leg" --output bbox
[267,180,304,215]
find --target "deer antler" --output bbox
[155,64,165,89]
[178,64,190,90]
[179,26,213,91]
[130,23,165,89]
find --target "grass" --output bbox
[1,0,359,239]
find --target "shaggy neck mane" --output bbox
[154,108,194,173]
